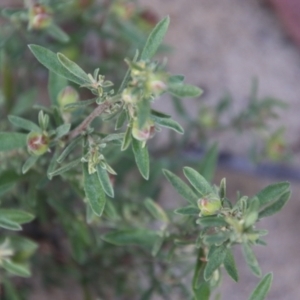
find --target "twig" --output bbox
[68,101,110,140]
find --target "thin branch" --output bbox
[68,101,111,140]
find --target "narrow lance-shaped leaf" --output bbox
[8,115,41,132]
[83,163,106,216]
[28,45,85,85]
[0,209,35,224]
[144,198,169,222]
[22,156,39,174]
[57,135,83,163]
[115,109,127,130]
[2,260,31,277]
[140,16,170,60]
[0,133,27,152]
[57,53,90,83]
[196,216,227,228]
[49,158,81,178]
[242,242,262,277]
[255,182,290,207]
[174,205,199,215]
[183,167,213,196]
[224,248,239,282]
[204,244,227,280]
[258,190,291,219]
[168,83,203,98]
[47,146,60,180]
[151,116,184,134]
[199,143,218,182]
[55,123,71,139]
[121,125,132,151]
[96,165,114,198]
[248,273,273,300]
[162,169,198,205]
[0,216,22,231]
[137,99,151,129]
[46,24,70,43]
[102,229,158,248]
[132,138,149,180]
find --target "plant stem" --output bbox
[68,101,111,140]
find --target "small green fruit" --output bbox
[198,194,222,216]
[131,119,155,142]
[27,132,49,156]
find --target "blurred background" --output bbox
[140,0,300,299]
[1,0,300,299]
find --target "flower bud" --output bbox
[122,88,139,104]
[57,86,79,110]
[27,131,49,156]
[131,119,155,142]
[197,194,222,216]
[28,4,52,30]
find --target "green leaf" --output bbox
[46,23,70,43]
[140,16,170,60]
[8,115,40,132]
[248,273,273,300]
[242,242,262,277]
[162,169,198,205]
[255,182,290,207]
[0,209,34,224]
[259,190,291,218]
[47,146,60,180]
[115,109,127,130]
[2,259,30,277]
[183,167,213,196]
[194,283,210,300]
[168,83,203,98]
[57,53,90,83]
[102,229,158,248]
[0,216,21,231]
[196,216,227,228]
[83,163,106,216]
[203,232,230,246]
[48,71,68,106]
[22,156,39,174]
[224,249,239,282]
[101,133,125,143]
[199,144,218,182]
[132,138,149,180]
[57,136,83,163]
[49,158,81,177]
[151,234,164,256]
[28,45,85,85]
[137,99,151,129]
[174,205,199,215]
[121,125,132,151]
[0,133,27,152]
[204,244,227,280]
[168,75,185,84]
[55,123,71,139]
[144,198,169,222]
[63,98,96,110]
[219,178,226,199]
[96,165,114,198]
[151,116,184,134]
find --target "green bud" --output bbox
[58,86,79,110]
[27,131,49,156]
[122,88,139,104]
[197,193,222,216]
[131,119,155,142]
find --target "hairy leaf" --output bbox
[140,16,170,60]
[132,138,149,180]
[248,273,273,300]
[163,169,198,205]
[0,133,27,152]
